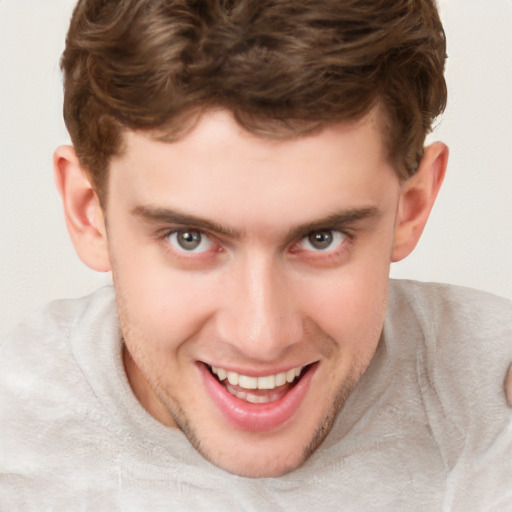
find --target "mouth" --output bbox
[208,364,308,404]
[200,362,317,431]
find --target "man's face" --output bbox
[103,109,402,477]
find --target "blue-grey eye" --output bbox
[168,229,213,253]
[299,230,346,251]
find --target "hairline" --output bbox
[92,100,407,208]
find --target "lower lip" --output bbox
[199,363,317,432]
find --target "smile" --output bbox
[202,362,316,430]
[209,365,306,404]
[211,365,304,389]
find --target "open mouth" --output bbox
[206,363,312,404]
[200,361,318,431]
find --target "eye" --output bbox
[167,229,213,253]
[298,229,347,252]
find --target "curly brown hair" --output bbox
[61,0,447,201]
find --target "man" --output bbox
[1,0,511,510]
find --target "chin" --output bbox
[186,399,343,478]
[202,443,309,478]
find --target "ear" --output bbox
[391,142,448,262]
[53,145,111,272]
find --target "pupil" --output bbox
[309,231,333,249]
[178,230,201,250]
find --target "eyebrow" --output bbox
[131,205,243,238]
[285,206,381,241]
[131,204,381,240]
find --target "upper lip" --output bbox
[201,361,315,378]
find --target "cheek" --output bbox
[111,249,219,347]
[299,260,390,353]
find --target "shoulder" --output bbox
[387,280,512,506]
[388,278,512,323]
[387,279,512,436]
[388,278,512,374]
[0,287,118,447]
[1,285,117,403]
[0,287,121,491]
[0,286,116,406]
[0,285,117,370]
[390,279,512,312]
[387,279,512,357]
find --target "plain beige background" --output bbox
[1,0,511,338]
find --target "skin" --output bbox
[506,364,512,407]
[54,108,447,477]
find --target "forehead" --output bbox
[107,108,398,231]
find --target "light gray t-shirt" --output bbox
[1,280,511,511]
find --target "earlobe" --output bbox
[391,142,448,262]
[53,145,111,272]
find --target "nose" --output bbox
[215,252,303,362]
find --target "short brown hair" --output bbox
[61,0,447,200]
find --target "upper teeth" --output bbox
[211,366,304,390]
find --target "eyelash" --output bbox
[290,229,354,263]
[158,227,355,263]
[158,228,223,262]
